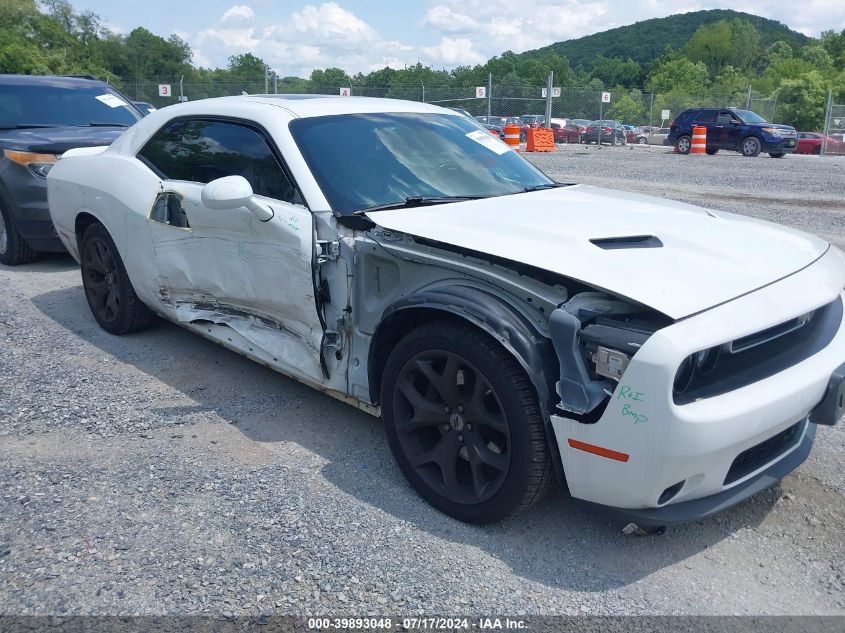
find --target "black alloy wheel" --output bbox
[382,321,552,523]
[80,222,153,334]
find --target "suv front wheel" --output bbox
[741,136,762,157]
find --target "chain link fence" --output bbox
[116,76,826,149]
[822,97,845,156]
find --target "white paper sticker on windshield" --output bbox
[95,93,128,108]
[466,129,510,155]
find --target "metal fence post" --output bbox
[544,72,553,126]
[421,81,425,103]
[745,85,752,110]
[487,73,492,119]
[822,90,833,155]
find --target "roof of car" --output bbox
[153,94,456,119]
[0,74,109,86]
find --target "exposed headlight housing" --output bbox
[3,149,59,178]
[591,346,630,381]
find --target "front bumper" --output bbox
[576,422,815,526]
[762,136,797,153]
[551,247,845,523]
[0,160,65,252]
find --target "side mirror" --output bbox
[201,176,274,221]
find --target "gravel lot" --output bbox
[1,147,844,619]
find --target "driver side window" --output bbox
[138,119,299,204]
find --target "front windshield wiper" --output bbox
[83,122,130,127]
[521,182,570,193]
[353,195,487,215]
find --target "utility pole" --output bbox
[264,65,269,94]
[745,84,752,110]
[421,81,425,103]
[544,72,553,126]
[822,89,833,155]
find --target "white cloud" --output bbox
[220,5,254,23]
[422,37,486,65]
[182,0,843,78]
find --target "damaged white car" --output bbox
[47,96,845,526]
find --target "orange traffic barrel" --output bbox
[504,124,521,152]
[691,125,707,154]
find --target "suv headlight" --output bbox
[3,149,59,178]
[761,127,786,137]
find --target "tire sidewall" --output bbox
[381,325,541,523]
[676,136,691,154]
[80,224,132,333]
[741,136,761,157]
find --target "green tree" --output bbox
[646,55,708,93]
[607,94,643,123]
[684,20,734,79]
[777,70,828,131]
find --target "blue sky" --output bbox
[71,1,844,77]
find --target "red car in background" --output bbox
[549,118,581,143]
[795,132,843,155]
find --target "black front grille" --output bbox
[724,420,805,485]
[675,296,842,405]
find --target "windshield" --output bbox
[0,84,141,129]
[733,109,768,124]
[289,112,553,215]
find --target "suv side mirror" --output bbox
[201,176,274,221]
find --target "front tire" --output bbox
[381,321,552,524]
[675,135,691,154]
[741,136,762,157]
[80,222,153,335]
[769,152,786,158]
[0,197,37,266]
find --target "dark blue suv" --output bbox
[0,75,141,265]
[668,108,797,158]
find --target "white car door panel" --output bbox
[144,181,325,383]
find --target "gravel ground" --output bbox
[1,149,844,619]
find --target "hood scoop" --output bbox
[589,235,663,250]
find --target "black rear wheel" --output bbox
[769,152,786,158]
[382,321,552,523]
[676,135,691,154]
[80,222,153,335]
[706,148,719,155]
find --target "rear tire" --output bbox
[769,153,786,158]
[80,222,153,335]
[741,136,761,157]
[636,137,647,144]
[0,197,38,266]
[676,135,691,154]
[706,148,719,155]
[812,146,821,155]
[381,321,552,524]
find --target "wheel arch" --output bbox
[367,285,566,482]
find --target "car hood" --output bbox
[0,126,127,154]
[367,184,829,319]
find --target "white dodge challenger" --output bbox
[47,95,845,526]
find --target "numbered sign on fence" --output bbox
[476,86,486,98]
[601,92,611,103]
[158,84,171,97]
[542,87,562,98]
[339,87,351,96]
